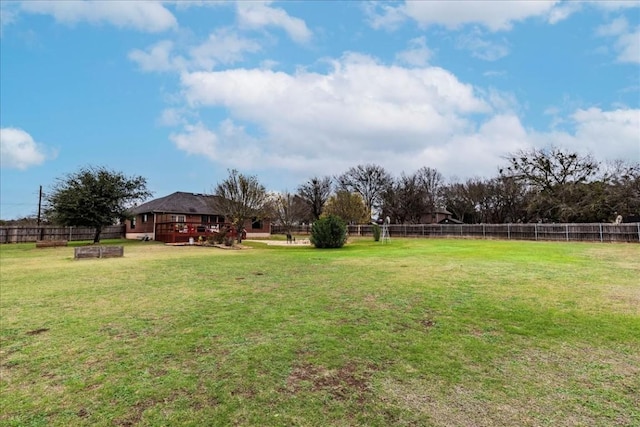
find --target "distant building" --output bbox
[125,191,270,243]
[419,209,459,224]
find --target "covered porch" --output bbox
[155,222,243,244]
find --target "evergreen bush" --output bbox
[372,224,381,242]
[310,215,348,248]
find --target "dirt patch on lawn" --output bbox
[285,361,376,402]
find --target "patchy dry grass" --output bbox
[0,238,638,426]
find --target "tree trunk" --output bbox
[93,226,102,244]
[236,224,243,244]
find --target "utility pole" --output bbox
[37,185,44,240]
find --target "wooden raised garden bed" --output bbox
[74,246,124,259]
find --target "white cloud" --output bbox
[171,54,507,177]
[596,17,628,36]
[129,29,262,73]
[547,2,582,24]
[363,2,407,31]
[615,28,640,64]
[596,18,640,64]
[181,52,489,121]
[128,40,183,72]
[370,1,561,32]
[569,108,640,161]
[591,1,640,11]
[456,32,510,61]
[365,1,637,36]
[188,28,262,70]
[169,122,218,160]
[236,1,312,43]
[0,128,50,170]
[157,108,187,127]
[0,2,19,35]
[413,114,530,177]
[169,52,639,180]
[20,1,177,33]
[168,120,266,169]
[395,36,432,67]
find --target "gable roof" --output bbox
[130,192,220,215]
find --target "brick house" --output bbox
[125,191,270,243]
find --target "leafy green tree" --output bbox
[214,169,267,244]
[323,190,369,224]
[372,223,381,242]
[45,166,151,243]
[310,215,347,248]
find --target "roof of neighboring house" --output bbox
[438,217,464,224]
[434,208,452,215]
[130,192,220,215]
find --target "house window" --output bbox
[142,214,148,223]
[171,215,186,223]
[131,217,136,230]
[203,215,223,224]
[251,218,262,230]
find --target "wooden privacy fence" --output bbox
[272,223,640,243]
[0,225,125,243]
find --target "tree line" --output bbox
[39,146,639,242]
[271,147,639,229]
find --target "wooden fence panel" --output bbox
[272,223,639,243]
[0,225,125,243]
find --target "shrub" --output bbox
[372,224,381,242]
[310,215,348,248]
[209,228,227,245]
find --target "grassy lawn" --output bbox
[1,238,638,426]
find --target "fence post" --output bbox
[508,224,510,240]
[534,223,538,241]
[637,223,640,243]
[565,224,569,241]
[599,223,603,242]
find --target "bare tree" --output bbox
[336,164,392,218]
[266,191,309,233]
[214,169,267,243]
[415,167,445,213]
[297,176,332,221]
[381,173,425,224]
[501,147,599,222]
[501,147,598,190]
[600,160,640,220]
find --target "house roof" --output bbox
[438,217,464,224]
[130,192,220,215]
[434,208,452,215]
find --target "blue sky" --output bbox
[1,0,639,220]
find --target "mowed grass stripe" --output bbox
[1,238,638,426]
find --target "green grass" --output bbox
[1,238,638,426]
